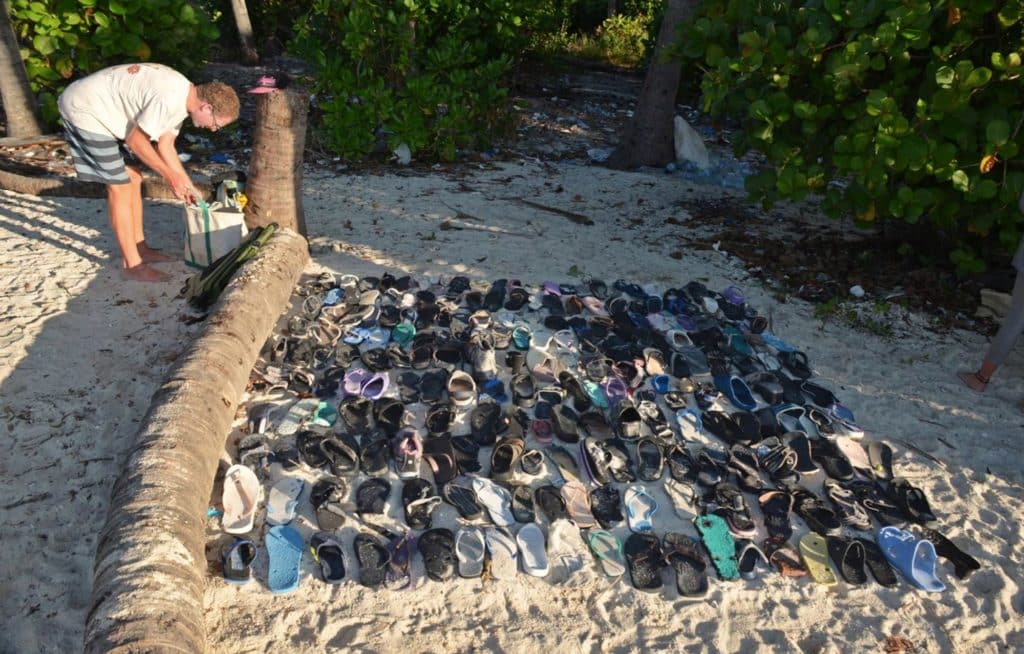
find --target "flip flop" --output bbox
[310,532,346,584]
[878,526,945,592]
[276,397,319,436]
[867,440,895,480]
[266,524,304,594]
[624,532,664,593]
[663,533,710,597]
[589,485,624,528]
[309,401,339,427]
[915,527,981,580]
[309,476,348,531]
[587,529,626,577]
[735,539,770,580]
[265,476,305,526]
[402,478,440,530]
[765,540,807,578]
[471,477,515,526]
[857,537,899,587]
[355,477,391,515]
[826,536,868,585]
[516,523,550,577]
[694,513,739,581]
[222,539,257,584]
[534,484,569,522]
[624,485,658,533]
[420,528,457,582]
[384,531,415,590]
[485,527,519,580]
[833,436,872,477]
[456,527,486,578]
[560,480,598,528]
[799,533,838,586]
[221,464,261,535]
[354,533,391,588]
[889,478,937,524]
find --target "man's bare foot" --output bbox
[139,243,176,264]
[957,371,988,393]
[123,263,171,282]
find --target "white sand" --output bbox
[2,160,1023,653]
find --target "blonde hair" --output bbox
[196,81,240,122]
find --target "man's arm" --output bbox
[123,125,195,203]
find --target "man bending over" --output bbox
[58,63,240,282]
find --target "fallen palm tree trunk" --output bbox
[83,228,308,654]
[0,159,212,200]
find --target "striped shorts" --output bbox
[61,121,131,185]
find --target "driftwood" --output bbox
[507,197,595,226]
[83,229,308,654]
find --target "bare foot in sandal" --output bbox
[957,371,989,393]
[123,262,171,282]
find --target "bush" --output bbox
[595,13,654,67]
[678,0,1024,271]
[291,0,540,161]
[8,0,218,123]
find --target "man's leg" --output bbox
[126,164,174,263]
[107,169,169,282]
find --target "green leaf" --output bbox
[965,67,993,88]
[32,34,56,55]
[793,101,817,119]
[974,179,999,199]
[935,66,955,86]
[951,170,970,192]
[987,119,1010,145]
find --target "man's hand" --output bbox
[169,173,197,204]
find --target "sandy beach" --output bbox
[2,158,1023,653]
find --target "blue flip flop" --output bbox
[761,332,796,353]
[878,526,945,592]
[624,485,658,533]
[266,525,304,594]
[713,374,758,411]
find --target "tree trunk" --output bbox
[607,0,617,18]
[0,0,45,137]
[0,157,212,199]
[83,229,308,654]
[230,0,259,65]
[607,0,699,169]
[245,88,309,237]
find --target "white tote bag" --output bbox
[183,200,248,268]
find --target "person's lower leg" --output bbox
[982,271,1024,368]
[125,166,174,263]
[108,179,168,281]
[108,180,144,268]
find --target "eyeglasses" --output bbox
[208,104,220,131]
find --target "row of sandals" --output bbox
[218,272,979,593]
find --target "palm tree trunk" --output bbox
[0,0,45,137]
[230,0,259,65]
[607,0,699,169]
[245,88,309,237]
[83,229,309,654]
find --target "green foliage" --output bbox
[292,0,539,161]
[196,0,315,54]
[678,0,1024,271]
[8,0,218,122]
[529,0,661,68]
[595,13,654,67]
